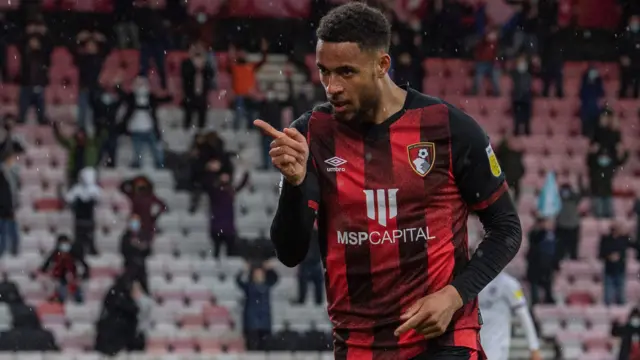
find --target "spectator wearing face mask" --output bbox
[228,40,268,130]
[510,54,533,136]
[120,214,150,292]
[39,235,90,304]
[592,108,622,155]
[52,121,103,184]
[18,18,52,125]
[93,87,123,168]
[181,43,214,129]
[183,8,218,75]
[471,29,501,96]
[555,178,587,263]
[618,15,640,99]
[526,217,557,305]
[120,176,167,242]
[613,308,640,360]
[64,167,101,256]
[0,151,19,256]
[72,30,110,130]
[599,222,634,305]
[579,65,605,137]
[120,76,171,169]
[587,144,628,218]
[540,26,564,98]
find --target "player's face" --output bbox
[316,41,381,122]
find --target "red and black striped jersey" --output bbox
[272,87,519,360]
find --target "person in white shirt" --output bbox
[479,272,542,360]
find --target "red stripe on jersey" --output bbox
[469,181,508,211]
[308,200,319,211]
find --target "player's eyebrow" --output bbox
[316,63,359,74]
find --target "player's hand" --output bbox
[253,119,308,186]
[394,285,463,339]
[530,350,542,360]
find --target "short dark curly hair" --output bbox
[316,2,391,52]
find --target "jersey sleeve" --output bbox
[448,105,508,210]
[270,111,321,267]
[504,275,527,310]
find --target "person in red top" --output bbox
[255,3,522,360]
[228,39,268,130]
[471,28,501,96]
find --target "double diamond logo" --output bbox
[325,157,347,167]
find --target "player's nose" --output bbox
[325,79,344,96]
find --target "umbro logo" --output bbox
[325,156,347,172]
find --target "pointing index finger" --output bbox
[254,119,284,139]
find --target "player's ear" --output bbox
[377,52,391,78]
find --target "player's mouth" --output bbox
[331,101,349,113]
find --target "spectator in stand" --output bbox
[471,28,501,96]
[579,65,605,137]
[204,149,238,260]
[392,50,424,93]
[39,234,90,304]
[72,30,109,130]
[64,167,100,256]
[237,260,278,351]
[618,15,640,99]
[120,214,151,292]
[94,87,124,168]
[0,306,58,351]
[286,68,316,119]
[257,86,289,169]
[293,230,323,306]
[0,151,19,256]
[228,39,268,130]
[510,54,534,135]
[269,321,301,351]
[0,116,26,156]
[183,7,218,78]
[592,108,622,155]
[120,176,167,243]
[189,131,224,211]
[114,0,139,49]
[599,221,634,305]
[540,26,564,98]
[132,281,152,352]
[18,16,52,125]
[555,178,587,262]
[588,142,628,218]
[181,43,214,129]
[495,134,525,201]
[612,307,640,360]
[95,273,143,356]
[120,76,171,169]
[135,0,169,90]
[52,121,102,184]
[526,217,557,305]
[0,273,23,304]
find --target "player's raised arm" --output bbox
[254,113,320,267]
[448,105,523,304]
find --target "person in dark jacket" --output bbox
[0,151,19,256]
[510,54,534,136]
[612,307,640,360]
[64,167,101,256]
[94,87,124,168]
[53,121,102,184]
[588,145,628,218]
[392,50,425,93]
[134,2,168,90]
[257,86,290,169]
[599,222,634,305]
[495,135,525,201]
[527,217,556,305]
[0,273,23,304]
[555,179,587,263]
[579,65,605,137]
[204,151,237,260]
[120,176,167,243]
[540,26,564,98]
[618,15,640,99]
[592,108,622,156]
[237,261,278,351]
[39,235,90,303]
[0,306,58,351]
[293,229,323,306]
[269,321,302,351]
[94,273,141,356]
[181,43,214,130]
[18,18,52,125]
[72,30,109,130]
[120,214,150,292]
[119,76,171,169]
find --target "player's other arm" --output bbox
[448,105,523,304]
[268,112,320,267]
[505,275,542,358]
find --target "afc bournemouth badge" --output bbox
[407,142,436,177]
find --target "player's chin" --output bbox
[333,109,356,122]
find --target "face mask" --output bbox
[630,23,640,32]
[197,13,207,24]
[631,318,640,327]
[59,243,71,253]
[588,69,598,80]
[101,93,115,105]
[130,220,141,232]
[598,155,611,167]
[517,63,528,73]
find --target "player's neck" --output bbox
[372,77,407,125]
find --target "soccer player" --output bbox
[254,3,522,359]
[479,272,542,360]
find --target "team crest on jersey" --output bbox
[407,142,436,177]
